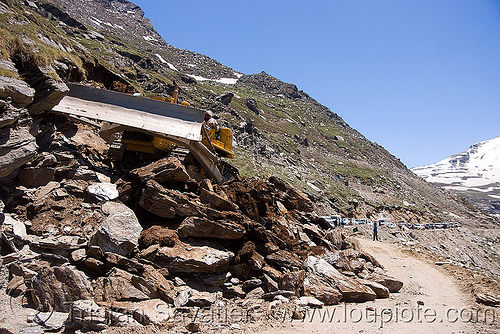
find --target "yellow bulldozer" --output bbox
[52,82,236,183]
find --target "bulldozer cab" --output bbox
[202,127,234,158]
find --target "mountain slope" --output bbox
[0,0,493,226]
[412,136,500,216]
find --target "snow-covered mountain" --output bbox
[412,136,500,215]
[412,136,500,196]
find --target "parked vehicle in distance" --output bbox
[377,217,391,226]
[321,215,342,228]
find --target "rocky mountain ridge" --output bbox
[1,0,496,225]
[1,0,499,332]
[412,136,500,217]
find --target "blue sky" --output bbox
[132,0,500,168]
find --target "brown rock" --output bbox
[142,265,176,304]
[177,216,244,240]
[266,249,302,269]
[130,157,190,183]
[84,258,105,275]
[262,265,282,282]
[104,252,145,274]
[9,263,37,279]
[476,293,500,306]
[242,278,264,291]
[139,226,178,248]
[223,284,246,299]
[200,188,239,212]
[245,287,265,299]
[154,242,234,273]
[17,167,55,188]
[279,270,305,295]
[305,256,377,303]
[31,266,93,312]
[361,280,390,299]
[248,251,266,271]
[140,180,205,218]
[303,273,343,305]
[187,290,217,307]
[262,273,279,292]
[262,290,295,300]
[268,176,313,212]
[7,275,26,297]
[359,251,384,269]
[93,268,150,302]
[87,245,104,260]
[367,274,403,293]
[326,229,345,250]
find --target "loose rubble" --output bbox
[0,93,404,332]
[0,65,408,332]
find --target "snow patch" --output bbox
[89,17,102,27]
[143,36,158,42]
[89,17,124,30]
[155,54,178,71]
[307,182,321,192]
[186,74,238,85]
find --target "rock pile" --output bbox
[0,77,402,332]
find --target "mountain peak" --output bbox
[412,136,500,215]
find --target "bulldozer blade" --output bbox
[52,83,205,144]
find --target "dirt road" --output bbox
[260,237,483,334]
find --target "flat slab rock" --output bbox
[176,216,244,240]
[154,242,234,273]
[305,256,377,303]
[476,293,500,306]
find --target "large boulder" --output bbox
[366,273,403,293]
[140,180,205,218]
[25,65,69,115]
[87,183,120,201]
[176,216,245,240]
[303,271,343,305]
[89,202,142,256]
[361,280,390,298]
[200,188,239,212]
[0,116,37,179]
[268,176,313,212]
[31,266,93,312]
[154,242,234,273]
[130,156,191,183]
[305,256,377,303]
[266,249,302,269]
[93,267,165,302]
[17,166,55,188]
[0,76,35,107]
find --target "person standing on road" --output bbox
[373,221,379,241]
